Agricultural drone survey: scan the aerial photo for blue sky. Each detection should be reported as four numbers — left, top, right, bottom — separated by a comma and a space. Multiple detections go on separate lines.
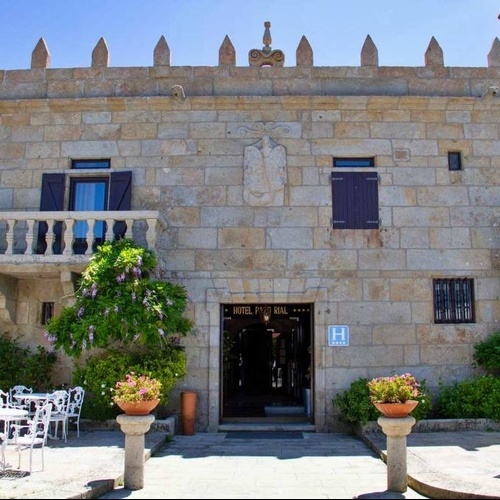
0, 0, 498, 70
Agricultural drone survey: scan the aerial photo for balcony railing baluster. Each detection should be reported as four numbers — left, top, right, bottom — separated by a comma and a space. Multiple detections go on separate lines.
0, 211, 166, 259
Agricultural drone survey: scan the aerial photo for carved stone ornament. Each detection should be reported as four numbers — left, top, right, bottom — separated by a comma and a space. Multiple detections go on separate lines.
243, 136, 287, 206
248, 21, 285, 67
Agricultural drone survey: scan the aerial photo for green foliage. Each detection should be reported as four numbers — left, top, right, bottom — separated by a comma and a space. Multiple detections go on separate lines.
45, 238, 194, 357
333, 378, 379, 425
72, 347, 187, 421
435, 375, 500, 420
472, 331, 500, 373
0, 334, 57, 391
333, 376, 433, 426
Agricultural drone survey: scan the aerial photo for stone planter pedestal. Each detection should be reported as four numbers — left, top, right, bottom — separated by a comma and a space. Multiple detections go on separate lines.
116, 413, 155, 490
377, 415, 416, 493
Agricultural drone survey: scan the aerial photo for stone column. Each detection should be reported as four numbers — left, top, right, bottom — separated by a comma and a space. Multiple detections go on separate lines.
377, 416, 416, 493
116, 414, 155, 490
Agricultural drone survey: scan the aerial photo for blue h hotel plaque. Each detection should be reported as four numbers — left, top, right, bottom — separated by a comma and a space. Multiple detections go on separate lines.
328, 325, 349, 346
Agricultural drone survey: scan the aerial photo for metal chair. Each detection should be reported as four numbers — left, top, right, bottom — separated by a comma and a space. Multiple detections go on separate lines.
7, 401, 52, 474
8, 386, 33, 413
66, 386, 85, 438
47, 390, 69, 442
0, 390, 11, 434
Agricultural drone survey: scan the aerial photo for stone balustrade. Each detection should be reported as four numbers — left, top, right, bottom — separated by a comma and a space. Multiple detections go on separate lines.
0, 210, 166, 258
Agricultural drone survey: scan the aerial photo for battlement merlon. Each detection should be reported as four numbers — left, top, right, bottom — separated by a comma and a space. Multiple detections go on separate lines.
0, 35, 499, 100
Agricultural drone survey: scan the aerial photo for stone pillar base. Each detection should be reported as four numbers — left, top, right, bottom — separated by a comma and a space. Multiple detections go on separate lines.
116, 414, 155, 490
377, 415, 416, 493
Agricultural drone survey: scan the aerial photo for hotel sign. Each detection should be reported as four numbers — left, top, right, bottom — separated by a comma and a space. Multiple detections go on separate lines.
229, 304, 290, 317
328, 325, 349, 346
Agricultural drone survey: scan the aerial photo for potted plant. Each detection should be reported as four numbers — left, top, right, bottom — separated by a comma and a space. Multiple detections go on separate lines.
111, 372, 162, 416
367, 373, 422, 418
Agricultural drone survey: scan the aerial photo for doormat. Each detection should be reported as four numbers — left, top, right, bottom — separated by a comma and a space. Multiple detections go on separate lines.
225, 431, 303, 439
0, 469, 30, 480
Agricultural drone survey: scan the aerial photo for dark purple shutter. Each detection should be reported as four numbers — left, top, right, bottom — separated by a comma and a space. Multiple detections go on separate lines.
38, 174, 65, 254
40, 174, 65, 211
109, 171, 132, 210
109, 171, 132, 238
358, 173, 379, 229
331, 172, 379, 229
331, 173, 352, 229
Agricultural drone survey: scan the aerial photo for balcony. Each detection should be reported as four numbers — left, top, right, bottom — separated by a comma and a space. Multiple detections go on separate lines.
0, 210, 167, 279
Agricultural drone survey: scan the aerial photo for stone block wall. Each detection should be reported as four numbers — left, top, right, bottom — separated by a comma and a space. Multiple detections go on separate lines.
0, 39, 499, 431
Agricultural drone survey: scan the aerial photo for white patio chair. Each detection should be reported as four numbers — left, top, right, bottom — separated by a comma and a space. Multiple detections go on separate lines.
47, 390, 69, 442
0, 390, 9, 408
9, 385, 33, 413
0, 390, 11, 434
66, 386, 85, 438
0, 432, 5, 471
7, 401, 52, 474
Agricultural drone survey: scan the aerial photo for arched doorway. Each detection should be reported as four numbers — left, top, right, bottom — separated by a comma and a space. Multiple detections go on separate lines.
221, 303, 313, 422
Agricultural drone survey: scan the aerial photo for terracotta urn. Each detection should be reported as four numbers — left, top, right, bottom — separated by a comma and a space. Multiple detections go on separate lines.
372, 400, 419, 418
116, 399, 159, 416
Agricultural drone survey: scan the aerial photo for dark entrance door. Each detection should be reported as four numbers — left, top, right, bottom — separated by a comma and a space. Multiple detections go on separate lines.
221, 303, 313, 421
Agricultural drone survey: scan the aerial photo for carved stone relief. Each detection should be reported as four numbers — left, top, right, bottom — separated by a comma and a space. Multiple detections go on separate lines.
243, 136, 287, 206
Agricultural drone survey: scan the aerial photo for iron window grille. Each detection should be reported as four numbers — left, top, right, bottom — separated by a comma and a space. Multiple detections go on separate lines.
433, 278, 475, 324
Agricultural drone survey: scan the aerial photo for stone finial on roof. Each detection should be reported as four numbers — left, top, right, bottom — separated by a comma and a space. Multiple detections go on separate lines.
92, 37, 110, 68
248, 21, 285, 67
154, 36, 170, 66
219, 35, 236, 66
425, 37, 444, 67
296, 36, 313, 67
360, 35, 378, 67
488, 37, 500, 67
31, 37, 51, 69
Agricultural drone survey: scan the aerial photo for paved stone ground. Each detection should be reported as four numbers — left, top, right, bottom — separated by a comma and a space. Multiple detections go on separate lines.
2, 428, 500, 499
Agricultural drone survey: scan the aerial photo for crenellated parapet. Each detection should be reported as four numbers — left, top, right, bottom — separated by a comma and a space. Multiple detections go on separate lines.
1, 21, 499, 100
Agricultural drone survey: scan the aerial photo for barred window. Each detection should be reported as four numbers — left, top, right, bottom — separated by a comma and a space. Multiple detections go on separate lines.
433, 278, 475, 324
41, 302, 54, 325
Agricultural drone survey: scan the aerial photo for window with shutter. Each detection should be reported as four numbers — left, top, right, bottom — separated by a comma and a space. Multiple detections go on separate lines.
37, 161, 132, 254
331, 172, 379, 229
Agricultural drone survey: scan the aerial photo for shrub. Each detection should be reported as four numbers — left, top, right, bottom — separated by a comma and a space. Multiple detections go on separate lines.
333, 376, 432, 426
72, 346, 187, 421
472, 331, 500, 374
0, 334, 57, 391
435, 375, 500, 421
45, 238, 194, 357
333, 378, 379, 425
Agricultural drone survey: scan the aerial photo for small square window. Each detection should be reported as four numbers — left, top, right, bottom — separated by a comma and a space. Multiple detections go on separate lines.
448, 152, 462, 171
433, 278, 475, 324
41, 302, 54, 325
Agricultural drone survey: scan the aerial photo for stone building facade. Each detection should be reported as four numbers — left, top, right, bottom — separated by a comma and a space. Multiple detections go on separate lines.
0, 26, 499, 432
